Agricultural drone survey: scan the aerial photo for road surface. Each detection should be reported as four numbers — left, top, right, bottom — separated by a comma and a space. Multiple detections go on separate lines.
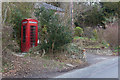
86, 53, 116, 64
56, 57, 118, 78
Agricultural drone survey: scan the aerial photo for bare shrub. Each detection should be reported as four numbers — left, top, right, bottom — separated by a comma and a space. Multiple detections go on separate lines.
2, 26, 13, 51
102, 22, 118, 49
2, 26, 20, 53
83, 27, 94, 38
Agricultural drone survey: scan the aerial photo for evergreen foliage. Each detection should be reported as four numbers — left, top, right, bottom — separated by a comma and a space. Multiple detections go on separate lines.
35, 7, 73, 52
75, 2, 119, 28
74, 27, 83, 37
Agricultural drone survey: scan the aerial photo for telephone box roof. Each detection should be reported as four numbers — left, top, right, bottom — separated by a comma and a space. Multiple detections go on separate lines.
22, 19, 38, 22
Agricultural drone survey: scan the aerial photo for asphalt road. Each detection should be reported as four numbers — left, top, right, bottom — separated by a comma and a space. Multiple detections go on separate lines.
56, 57, 118, 78
86, 53, 116, 64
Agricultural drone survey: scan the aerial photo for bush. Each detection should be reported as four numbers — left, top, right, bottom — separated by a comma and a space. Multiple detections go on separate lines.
29, 45, 41, 54
92, 29, 98, 40
35, 7, 73, 52
97, 22, 118, 49
74, 27, 83, 37
102, 22, 118, 49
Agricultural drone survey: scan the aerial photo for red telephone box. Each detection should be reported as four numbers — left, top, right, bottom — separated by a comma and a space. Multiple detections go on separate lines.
21, 19, 38, 52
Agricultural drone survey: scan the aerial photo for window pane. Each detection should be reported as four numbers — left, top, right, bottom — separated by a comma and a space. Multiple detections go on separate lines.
23, 26, 26, 42
30, 26, 36, 47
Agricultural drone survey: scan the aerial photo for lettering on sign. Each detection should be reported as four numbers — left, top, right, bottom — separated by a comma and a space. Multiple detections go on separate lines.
23, 21, 27, 24
29, 21, 37, 24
